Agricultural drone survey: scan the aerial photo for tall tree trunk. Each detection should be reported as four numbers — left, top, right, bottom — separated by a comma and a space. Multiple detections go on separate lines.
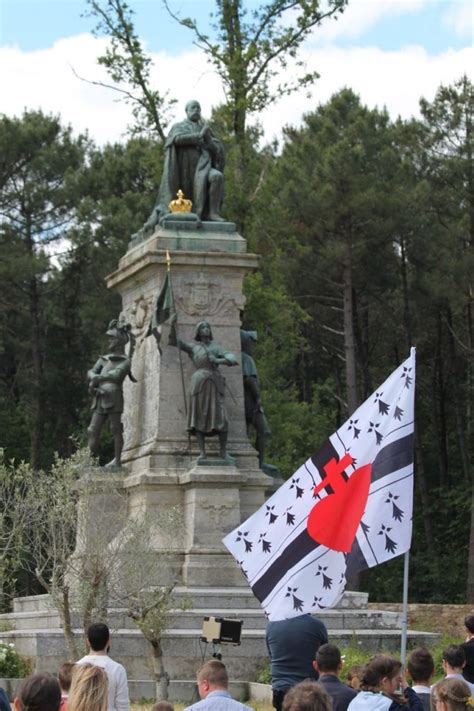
343, 240, 358, 415
468, 483, 474, 602
151, 639, 169, 701
434, 313, 448, 486
447, 309, 471, 483
26, 218, 44, 469
57, 587, 80, 660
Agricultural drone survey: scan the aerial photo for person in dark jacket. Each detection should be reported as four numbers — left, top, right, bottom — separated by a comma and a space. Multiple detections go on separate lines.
266, 614, 328, 711
0, 687, 10, 711
462, 615, 474, 684
314, 644, 357, 711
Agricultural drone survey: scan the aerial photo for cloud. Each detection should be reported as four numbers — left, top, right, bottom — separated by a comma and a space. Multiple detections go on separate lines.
263, 44, 473, 145
312, 0, 429, 43
442, 0, 473, 38
0, 33, 472, 148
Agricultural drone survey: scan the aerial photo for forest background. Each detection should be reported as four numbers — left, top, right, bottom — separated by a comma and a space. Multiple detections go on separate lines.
0, 0, 472, 610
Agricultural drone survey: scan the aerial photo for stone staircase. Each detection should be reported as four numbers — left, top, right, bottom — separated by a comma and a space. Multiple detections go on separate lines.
0, 587, 437, 701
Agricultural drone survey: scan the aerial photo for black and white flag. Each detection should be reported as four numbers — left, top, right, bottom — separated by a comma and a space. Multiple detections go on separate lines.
223, 348, 416, 620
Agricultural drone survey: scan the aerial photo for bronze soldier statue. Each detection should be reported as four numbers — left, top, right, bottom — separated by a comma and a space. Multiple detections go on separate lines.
241, 329, 278, 477
87, 318, 135, 468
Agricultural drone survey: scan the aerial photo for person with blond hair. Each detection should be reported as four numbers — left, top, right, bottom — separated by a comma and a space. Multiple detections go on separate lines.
68, 663, 108, 711
432, 677, 474, 711
282, 681, 332, 711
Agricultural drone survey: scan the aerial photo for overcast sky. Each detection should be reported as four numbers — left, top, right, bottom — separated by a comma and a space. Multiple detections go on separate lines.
0, 0, 472, 147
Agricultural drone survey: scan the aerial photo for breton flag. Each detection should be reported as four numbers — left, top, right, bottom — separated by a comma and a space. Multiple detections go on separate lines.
223, 348, 416, 620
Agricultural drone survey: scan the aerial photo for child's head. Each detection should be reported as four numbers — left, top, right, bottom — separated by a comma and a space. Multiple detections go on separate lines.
14, 673, 61, 711
433, 677, 473, 711
151, 703, 174, 711
407, 647, 435, 685
361, 655, 402, 696
346, 664, 365, 690
283, 681, 332, 711
58, 662, 75, 693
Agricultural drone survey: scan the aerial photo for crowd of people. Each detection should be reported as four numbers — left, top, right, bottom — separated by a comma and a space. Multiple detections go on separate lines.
2, 615, 474, 711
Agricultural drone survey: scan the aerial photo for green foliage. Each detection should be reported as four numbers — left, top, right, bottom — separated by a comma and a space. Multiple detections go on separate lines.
85, 0, 175, 140
0, 641, 29, 678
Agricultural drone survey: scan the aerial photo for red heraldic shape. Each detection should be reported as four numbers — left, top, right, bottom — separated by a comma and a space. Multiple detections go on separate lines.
307, 453, 372, 553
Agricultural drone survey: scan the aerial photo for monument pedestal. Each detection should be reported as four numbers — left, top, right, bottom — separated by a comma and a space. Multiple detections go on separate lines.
104, 222, 277, 587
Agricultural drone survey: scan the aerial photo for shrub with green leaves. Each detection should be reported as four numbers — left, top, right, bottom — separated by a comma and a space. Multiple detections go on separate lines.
0, 641, 29, 678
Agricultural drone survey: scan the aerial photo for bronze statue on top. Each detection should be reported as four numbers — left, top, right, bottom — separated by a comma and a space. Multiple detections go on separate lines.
174, 320, 237, 464
87, 318, 135, 468
141, 100, 225, 234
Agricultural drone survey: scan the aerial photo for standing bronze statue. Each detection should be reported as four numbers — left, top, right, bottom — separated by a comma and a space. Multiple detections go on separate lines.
241, 330, 278, 477
175, 321, 237, 464
87, 318, 135, 468
142, 100, 225, 232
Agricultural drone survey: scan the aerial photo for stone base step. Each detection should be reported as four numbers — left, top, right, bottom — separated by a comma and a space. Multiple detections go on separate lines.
11, 589, 369, 614
4, 607, 404, 632
0, 626, 438, 685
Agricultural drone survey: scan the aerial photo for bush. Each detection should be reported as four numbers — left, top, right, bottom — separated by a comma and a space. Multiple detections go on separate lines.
0, 641, 29, 677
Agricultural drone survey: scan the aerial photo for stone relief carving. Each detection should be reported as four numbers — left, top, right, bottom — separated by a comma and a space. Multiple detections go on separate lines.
199, 500, 235, 527
128, 294, 153, 338
174, 272, 245, 316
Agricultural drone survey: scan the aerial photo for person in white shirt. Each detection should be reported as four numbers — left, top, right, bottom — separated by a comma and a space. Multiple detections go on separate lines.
77, 622, 130, 711
432, 645, 474, 698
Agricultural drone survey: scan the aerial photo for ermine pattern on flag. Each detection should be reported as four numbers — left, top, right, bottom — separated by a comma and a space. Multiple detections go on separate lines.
223, 348, 415, 620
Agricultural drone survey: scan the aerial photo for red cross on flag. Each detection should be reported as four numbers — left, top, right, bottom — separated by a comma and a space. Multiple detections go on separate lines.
223, 348, 416, 620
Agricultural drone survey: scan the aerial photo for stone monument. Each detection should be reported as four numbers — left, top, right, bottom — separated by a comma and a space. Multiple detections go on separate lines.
102, 100, 277, 589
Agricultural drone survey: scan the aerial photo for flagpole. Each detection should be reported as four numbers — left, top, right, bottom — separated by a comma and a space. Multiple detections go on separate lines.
400, 550, 410, 668
166, 251, 193, 459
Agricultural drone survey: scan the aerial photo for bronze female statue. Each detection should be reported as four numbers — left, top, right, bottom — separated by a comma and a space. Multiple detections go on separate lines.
176, 320, 237, 463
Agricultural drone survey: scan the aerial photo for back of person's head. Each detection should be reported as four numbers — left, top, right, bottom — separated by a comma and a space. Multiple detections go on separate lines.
15, 673, 61, 711
283, 681, 332, 711
151, 702, 174, 711
346, 664, 365, 690
443, 645, 466, 671
86, 623, 110, 652
58, 662, 75, 693
315, 644, 342, 674
361, 655, 400, 691
197, 660, 228, 689
68, 663, 108, 711
465, 616, 474, 635
407, 647, 435, 683
433, 677, 473, 711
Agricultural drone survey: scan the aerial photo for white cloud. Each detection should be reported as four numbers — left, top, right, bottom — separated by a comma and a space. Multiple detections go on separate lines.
263, 44, 473, 145
311, 0, 429, 43
442, 0, 473, 38
0, 33, 472, 149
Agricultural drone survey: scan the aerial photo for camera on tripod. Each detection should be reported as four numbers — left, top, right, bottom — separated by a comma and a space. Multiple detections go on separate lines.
201, 616, 243, 646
